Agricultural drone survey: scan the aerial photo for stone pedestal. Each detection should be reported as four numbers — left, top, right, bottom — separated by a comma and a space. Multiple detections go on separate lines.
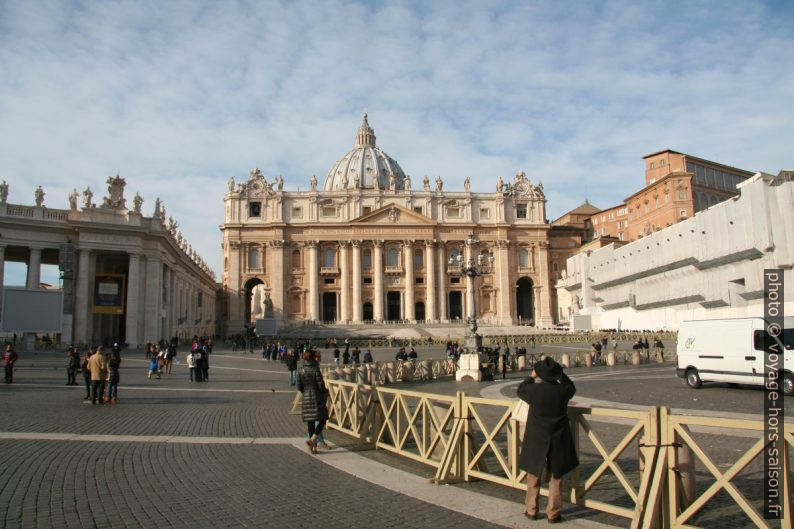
463, 332, 482, 351
455, 352, 483, 381
631, 351, 641, 365
561, 353, 570, 369
606, 352, 616, 367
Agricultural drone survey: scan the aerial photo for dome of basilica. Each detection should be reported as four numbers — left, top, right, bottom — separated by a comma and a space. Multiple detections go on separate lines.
323, 113, 406, 191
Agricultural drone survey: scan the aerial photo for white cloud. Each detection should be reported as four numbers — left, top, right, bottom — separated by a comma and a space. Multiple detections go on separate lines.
0, 0, 792, 274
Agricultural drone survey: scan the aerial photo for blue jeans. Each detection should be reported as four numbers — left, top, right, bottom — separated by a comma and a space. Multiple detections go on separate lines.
289, 370, 297, 385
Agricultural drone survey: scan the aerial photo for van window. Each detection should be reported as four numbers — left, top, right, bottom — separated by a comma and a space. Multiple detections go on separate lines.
754, 329, 792, 351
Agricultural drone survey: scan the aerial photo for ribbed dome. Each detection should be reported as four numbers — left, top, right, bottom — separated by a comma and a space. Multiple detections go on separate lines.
323, 113, 406, 191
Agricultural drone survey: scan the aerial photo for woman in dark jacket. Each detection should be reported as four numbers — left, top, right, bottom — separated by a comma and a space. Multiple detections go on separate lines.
517, 357, 577, 523
297, 350, 328, 454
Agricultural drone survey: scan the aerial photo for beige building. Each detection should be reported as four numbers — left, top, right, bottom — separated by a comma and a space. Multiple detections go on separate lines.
0, 176, 217, 347
221, 114, 556, 333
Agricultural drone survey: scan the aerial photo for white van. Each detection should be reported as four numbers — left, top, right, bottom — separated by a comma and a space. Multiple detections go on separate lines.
676, 317, 793, 396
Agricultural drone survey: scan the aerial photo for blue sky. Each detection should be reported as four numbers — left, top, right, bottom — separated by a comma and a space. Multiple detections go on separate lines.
1, 0, 792, 282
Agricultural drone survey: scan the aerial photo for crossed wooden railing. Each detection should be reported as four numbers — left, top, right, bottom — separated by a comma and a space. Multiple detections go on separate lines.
320, 380, 793, 529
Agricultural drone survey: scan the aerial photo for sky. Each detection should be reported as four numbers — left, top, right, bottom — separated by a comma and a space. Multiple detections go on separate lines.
1, 0, 792, 283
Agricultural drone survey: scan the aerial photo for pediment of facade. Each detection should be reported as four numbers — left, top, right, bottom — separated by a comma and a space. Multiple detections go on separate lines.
351, 203, 436, 226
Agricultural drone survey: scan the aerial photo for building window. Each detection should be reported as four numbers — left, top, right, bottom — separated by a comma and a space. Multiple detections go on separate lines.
516, 204, 528, 219
680, 209, 687, 218
650, 162, 655, 169
249, 202, 261, 217
413, 206, 423, 215
323, 248, 336, 268
248, 247, 261, 269
660, 159, 666, 167
414, 249, 423, 269
449, 248, 462, 264
363, 277, 372, 284
678, 189, 687, 200
362, 206, 372, 215
552, 262, 558, 272
451, 277, 461, 284
518, 248, 529, 268
447, 206, 461, 218
618, 232, 623, 240
415, 277, 424, 284
292, 249, 301, 269
363, 249, 372, 270
291, 207, 302, 219
321, 206, 336, 217
480, 207, 490, 219
654, 198, 659, 208
323, 278, 335, 285
387, 247, 400, 267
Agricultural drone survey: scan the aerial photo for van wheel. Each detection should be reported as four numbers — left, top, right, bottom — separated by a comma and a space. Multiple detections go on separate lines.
783, 373, 793, 397
686, 369, 702, 389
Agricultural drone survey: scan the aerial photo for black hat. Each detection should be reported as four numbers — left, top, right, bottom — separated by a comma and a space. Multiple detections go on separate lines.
534, 357, 563, 383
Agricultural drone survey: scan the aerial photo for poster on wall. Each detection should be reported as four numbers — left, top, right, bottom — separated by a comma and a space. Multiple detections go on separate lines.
92, 274, 126, 314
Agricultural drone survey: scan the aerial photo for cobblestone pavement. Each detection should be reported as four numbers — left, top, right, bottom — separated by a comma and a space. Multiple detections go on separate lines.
0, 350, 509, 529
2, 348, 790, 528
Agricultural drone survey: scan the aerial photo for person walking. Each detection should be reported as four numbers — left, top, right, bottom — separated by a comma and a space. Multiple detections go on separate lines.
517, 358, 578, 523
106, 348, 121, 404
82, 348, 93, 400
88, 346, 109, 404
66, 346, 80, 385
3, 344, 19, 384
363, 349, 373, 363
186, 349, 196, 382
297, 350, 327, 454
285, 349, 298, 386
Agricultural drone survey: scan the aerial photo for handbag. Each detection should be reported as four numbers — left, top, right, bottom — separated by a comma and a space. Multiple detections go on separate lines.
511, 399, 530, 423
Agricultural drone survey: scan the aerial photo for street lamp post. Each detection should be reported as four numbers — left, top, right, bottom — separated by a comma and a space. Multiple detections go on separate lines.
448, 233, 494, 381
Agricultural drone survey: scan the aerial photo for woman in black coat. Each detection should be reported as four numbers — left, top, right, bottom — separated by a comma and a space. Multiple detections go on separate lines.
297, 350, 328, 454
517, 357, 578, 523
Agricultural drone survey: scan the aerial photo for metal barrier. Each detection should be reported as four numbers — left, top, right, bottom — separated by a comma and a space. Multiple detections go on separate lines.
321, 380, 792, 529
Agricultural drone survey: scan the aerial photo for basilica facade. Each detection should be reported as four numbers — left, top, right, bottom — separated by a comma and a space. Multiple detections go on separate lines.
221, 114, 555, 333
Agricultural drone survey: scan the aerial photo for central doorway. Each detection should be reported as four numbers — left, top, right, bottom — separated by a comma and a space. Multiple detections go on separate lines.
449, 291, 463, 320
363, 302, 373, 321
386, 291, 401, 321
322, 292, 337, 322
516, 277, 534, 324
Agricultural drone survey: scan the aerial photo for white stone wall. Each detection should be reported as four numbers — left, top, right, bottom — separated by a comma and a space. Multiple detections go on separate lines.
562, 172, 794, 330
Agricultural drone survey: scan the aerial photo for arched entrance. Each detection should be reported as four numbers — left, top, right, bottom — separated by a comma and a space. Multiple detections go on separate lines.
386, 291, 401, 321
244, 277, 265, 324
322, 292, 337, 322
415, 302, 425, 322
362, 302, 373, 321
516, 277, 534, 325
448, 291, 463, 320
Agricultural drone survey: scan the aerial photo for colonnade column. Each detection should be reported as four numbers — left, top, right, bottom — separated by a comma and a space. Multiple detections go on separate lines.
0, 246, 5, 320
74, 249, 91, 344
144, 255, 162, 341
373, 240, 384, 322
339, 241, 350, 323
125, 254, 141, 348
436, 243, 448, 322
424, 241, 436, 322
403, 241, 415, 322
270, 240, 285, 320
307, 241, 319, 322
496, 240, 513, 325
351, 241, 362, 323
26, 247, 42, 289
227, 241, 242, 332
537, 241, 554, 327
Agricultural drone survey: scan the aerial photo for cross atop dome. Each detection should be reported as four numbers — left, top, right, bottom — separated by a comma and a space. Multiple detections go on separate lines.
355, 112, 376, 147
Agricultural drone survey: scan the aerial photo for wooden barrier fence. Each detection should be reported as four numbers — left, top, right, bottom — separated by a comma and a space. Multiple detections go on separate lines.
321, 380, 792, 529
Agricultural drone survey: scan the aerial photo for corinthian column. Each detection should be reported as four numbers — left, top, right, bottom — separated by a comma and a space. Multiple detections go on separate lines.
403, 241, 415, 322
424, 240, 436, 321
373, 240, 384, 322
496, 240, 513, 325
339, 241, 350, 323
308, 241, 319, 322
351, 240, 362, 323
269, 240, 285, 320
437, 243, 448, 321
